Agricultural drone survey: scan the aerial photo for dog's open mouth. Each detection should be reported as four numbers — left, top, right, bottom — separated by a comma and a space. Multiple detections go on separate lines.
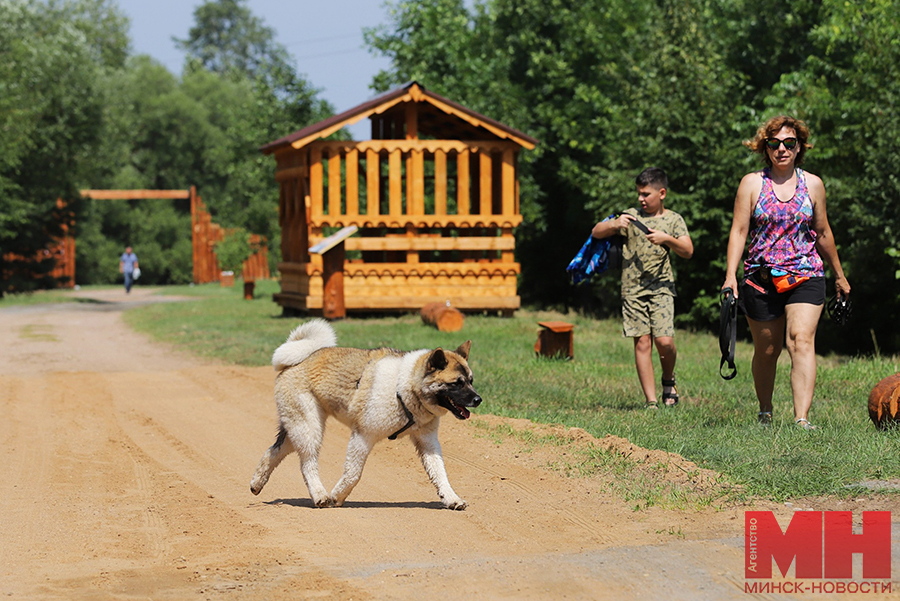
440, 397, 471, 420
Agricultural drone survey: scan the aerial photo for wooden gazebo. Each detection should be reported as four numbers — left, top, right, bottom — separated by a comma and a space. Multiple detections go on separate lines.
260, 82, 537, 315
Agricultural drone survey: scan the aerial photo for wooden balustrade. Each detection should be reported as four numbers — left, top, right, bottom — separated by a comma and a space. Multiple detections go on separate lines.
302, 140, 522, 227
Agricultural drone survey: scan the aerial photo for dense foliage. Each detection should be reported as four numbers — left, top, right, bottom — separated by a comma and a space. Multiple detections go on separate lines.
2, 0, 899, 353
365, 0, 900, 353
0, 0, 108, 291
0, 0, 331, 291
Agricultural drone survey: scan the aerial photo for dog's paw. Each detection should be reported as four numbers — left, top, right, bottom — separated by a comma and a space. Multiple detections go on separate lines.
249, 478, 265, 495
444, 498, 468, 510
313, 496, 335, 508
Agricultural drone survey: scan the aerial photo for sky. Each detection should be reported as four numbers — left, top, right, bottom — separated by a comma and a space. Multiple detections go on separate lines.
116, 0, 395, 140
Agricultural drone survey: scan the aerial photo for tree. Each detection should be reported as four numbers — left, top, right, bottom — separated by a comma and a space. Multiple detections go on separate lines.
46, 0, 131, 70
173, 0, 333, 260
0, 0, 106, 294
75, 1, 335, 286
174, 0, 289, 80
366, 0, 747, 323
764, 0, 900, 352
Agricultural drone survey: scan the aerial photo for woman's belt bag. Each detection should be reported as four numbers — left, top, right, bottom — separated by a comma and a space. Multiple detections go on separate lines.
764, 268, 809, 293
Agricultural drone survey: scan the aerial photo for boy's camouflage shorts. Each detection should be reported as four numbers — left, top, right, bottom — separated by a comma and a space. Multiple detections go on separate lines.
622, 293, 675, 338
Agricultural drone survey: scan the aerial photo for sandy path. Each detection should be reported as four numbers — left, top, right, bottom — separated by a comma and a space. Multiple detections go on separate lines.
0, 288, 895, 600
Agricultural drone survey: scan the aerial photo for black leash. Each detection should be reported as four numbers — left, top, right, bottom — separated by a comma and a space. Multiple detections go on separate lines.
719, 288, 738, 380
388, 392, 415, 440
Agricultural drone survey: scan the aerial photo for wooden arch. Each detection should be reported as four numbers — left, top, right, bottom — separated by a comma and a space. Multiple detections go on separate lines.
55, 187, 270, 285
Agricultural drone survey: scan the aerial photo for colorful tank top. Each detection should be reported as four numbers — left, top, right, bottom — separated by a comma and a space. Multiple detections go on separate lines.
744, 168, 824, 277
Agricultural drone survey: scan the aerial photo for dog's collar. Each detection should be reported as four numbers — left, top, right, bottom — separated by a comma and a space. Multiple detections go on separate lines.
388, 391, 415, 440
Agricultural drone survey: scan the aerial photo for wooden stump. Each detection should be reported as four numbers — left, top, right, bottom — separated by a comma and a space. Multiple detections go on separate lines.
534, 321, 574, 359
243, 280, 255, 300
220, 271, 234, 287
421, 302, 464, 332
868, 373, 900, 429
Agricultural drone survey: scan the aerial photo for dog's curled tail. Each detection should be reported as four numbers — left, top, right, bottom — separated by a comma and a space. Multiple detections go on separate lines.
272, 318, 337, 372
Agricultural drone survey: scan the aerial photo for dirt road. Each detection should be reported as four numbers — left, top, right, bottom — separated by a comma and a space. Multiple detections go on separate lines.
0, 288, 895, 599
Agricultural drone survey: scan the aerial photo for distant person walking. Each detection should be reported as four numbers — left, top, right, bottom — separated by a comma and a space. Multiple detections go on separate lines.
119, 246, 139, 294
721, 115, 850, 430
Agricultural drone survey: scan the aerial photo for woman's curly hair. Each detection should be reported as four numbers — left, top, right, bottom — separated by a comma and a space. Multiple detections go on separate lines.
743, 115, 813, 167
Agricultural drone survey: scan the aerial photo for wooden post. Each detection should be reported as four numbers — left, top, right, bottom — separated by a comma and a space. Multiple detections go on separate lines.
366, 149, 379, 215
346, 148, 359, 217
480, 150, 492, 217
309, 226, 358, 320
389, 149, 402, 216
328, 150, 341, 216
435, 149, 447, 215
457, 149, 470, 215
321, 244, 345, 318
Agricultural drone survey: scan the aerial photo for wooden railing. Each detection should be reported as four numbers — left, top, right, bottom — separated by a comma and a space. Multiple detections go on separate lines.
301, 140, 521, 227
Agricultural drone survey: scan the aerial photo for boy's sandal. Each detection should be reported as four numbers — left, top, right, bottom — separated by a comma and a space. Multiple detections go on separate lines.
795, 418, 817, 430
757, 411, 773, 426
646, 400, 659, 410
661, 378, 679, 407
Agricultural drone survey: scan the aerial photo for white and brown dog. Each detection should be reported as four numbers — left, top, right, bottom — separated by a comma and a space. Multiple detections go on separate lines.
250, 319, 481, 509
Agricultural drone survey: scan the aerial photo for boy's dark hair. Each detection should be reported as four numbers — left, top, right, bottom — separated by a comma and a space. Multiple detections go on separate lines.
635, 167, 668, 189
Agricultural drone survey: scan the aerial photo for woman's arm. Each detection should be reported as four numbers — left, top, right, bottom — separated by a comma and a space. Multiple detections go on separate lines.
721, 173, 759, 297
807, 173, 851, 297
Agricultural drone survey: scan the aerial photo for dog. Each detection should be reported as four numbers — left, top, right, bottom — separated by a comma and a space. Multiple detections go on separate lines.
250, 319, 481, 510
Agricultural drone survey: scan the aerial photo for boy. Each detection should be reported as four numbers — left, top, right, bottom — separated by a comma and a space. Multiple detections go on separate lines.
591, 167, 693, 408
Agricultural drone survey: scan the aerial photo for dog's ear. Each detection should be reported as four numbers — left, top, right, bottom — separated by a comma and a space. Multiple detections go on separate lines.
426, 348, 448, 372
454, 340, 472, 360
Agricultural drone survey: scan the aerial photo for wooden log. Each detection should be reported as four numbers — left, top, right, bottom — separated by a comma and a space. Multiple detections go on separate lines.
421, 302, 465, 332
868, 373, 900, 429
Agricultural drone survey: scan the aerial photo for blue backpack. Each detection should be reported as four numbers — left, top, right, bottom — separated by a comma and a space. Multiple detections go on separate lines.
566, 215, 624, 285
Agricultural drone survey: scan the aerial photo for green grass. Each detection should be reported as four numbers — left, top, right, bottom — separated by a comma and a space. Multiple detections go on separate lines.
0, 285, 120, 306
22, 281, 900, 504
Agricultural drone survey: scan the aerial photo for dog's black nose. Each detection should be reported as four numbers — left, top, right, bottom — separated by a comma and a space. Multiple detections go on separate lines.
472, 395, 482, 407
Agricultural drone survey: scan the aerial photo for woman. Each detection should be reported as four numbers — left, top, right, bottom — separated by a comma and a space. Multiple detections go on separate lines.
722, 115, 850, 429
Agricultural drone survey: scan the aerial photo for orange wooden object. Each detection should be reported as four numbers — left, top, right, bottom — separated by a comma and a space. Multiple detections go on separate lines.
534, 321, 574, 359
868, 373, 900, 429
421, 302, 464, 332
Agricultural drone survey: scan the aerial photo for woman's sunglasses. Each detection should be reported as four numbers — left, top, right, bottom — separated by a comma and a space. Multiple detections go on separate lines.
765, 137, 799, 150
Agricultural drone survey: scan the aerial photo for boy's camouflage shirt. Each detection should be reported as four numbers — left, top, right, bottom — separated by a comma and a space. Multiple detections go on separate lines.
620, 207, 690, 299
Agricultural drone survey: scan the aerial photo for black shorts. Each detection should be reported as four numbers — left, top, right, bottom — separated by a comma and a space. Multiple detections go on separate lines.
741, 271, 825, 322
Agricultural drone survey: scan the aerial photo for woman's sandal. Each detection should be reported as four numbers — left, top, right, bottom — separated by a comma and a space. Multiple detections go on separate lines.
661, 377, 679, 407
795, 418, 817, 430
